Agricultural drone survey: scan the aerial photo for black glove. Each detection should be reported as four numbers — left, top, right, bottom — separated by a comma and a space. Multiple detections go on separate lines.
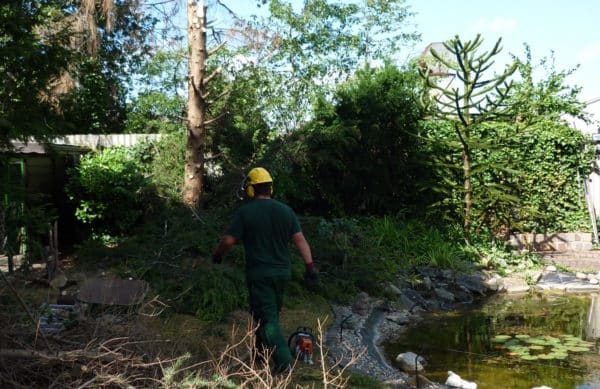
212, 252, 222, 264
304, 262, 319, 289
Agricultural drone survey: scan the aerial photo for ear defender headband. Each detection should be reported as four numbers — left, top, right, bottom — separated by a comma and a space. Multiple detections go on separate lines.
245, 167, 273, 199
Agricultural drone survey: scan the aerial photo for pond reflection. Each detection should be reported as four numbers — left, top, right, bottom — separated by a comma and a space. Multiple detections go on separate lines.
586, 294, 600, 340
384, 293, 600, 389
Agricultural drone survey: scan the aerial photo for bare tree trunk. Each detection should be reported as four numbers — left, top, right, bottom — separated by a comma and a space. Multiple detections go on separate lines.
183, 0, 207, 208
463, 147, 472, 242
462, 88, 472, 243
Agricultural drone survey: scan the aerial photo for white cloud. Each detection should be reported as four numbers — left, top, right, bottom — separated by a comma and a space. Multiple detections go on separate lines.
471, 17, 517, 34
578, 43, 600, 64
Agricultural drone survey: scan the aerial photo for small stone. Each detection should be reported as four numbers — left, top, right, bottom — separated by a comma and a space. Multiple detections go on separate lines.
352, 292, 370, 316
386, 312, 411, 325
423, 276, 433, 291
590, 278, 599, 285
483, 278, 499, 291
545, 265, 557, 272
576, 272, 587, 279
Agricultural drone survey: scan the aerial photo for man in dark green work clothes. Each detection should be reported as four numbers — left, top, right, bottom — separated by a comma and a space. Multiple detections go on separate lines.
212, 167, 318, 374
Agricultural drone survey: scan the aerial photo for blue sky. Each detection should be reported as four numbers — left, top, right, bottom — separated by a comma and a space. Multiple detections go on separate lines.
203, 0, 600, 123
409, 0, 600, 103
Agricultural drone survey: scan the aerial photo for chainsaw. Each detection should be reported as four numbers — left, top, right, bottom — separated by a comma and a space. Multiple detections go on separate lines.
288, 326, 315, 364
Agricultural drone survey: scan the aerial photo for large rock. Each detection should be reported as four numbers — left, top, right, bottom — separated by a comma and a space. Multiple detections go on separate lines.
498, 277, 530, 293
434, 287, 455, 302
395, 351, 426, 372
401, 288, 428, 312
456, 273, 486, 295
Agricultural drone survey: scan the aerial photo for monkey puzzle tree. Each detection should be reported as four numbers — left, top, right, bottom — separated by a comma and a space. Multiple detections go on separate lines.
420, 34, 517, 241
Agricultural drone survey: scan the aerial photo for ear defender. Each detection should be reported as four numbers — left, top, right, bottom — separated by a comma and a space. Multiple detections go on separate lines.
246, 184, 255, 199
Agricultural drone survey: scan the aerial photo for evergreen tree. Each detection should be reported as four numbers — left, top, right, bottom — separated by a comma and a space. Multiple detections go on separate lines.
420, 34, 517, 241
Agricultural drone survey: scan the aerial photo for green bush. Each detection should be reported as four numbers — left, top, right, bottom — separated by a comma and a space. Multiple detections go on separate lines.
66, 147, 149, 237
146, 131, 186, 204
425, 119, 594, 234
251, 64, 428, 216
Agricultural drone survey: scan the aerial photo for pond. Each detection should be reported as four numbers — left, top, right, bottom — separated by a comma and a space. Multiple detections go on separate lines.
384, 293, 600, 389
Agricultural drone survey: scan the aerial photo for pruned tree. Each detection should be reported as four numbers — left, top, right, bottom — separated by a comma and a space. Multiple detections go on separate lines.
419, 34, 517, 241
183, 0, 226, 208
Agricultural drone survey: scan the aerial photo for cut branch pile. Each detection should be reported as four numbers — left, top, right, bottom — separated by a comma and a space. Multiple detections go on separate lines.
1, 273, 358, 388
0, 321, 168, 388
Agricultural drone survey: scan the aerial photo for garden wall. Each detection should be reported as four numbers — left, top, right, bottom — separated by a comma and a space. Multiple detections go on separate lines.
508, 232, 593, 252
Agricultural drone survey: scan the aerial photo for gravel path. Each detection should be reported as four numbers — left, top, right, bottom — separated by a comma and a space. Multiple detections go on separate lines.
324, 304, 442, 388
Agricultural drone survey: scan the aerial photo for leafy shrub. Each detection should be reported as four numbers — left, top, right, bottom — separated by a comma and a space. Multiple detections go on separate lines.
254, 64, 428, 216
66, 147, 149, 236
425, 119, 594, 234
473, 241, 544, 274
146, 131, 186, 204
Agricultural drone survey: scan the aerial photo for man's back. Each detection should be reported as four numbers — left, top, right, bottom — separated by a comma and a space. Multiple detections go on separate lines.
226, 199, 301, 280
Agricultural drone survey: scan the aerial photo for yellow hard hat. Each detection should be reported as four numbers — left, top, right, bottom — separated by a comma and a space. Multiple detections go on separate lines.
246, 167, 273, 198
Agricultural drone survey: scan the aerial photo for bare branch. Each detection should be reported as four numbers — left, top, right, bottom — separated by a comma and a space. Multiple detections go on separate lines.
203, 66, 223, 86
208, 41, 226, 56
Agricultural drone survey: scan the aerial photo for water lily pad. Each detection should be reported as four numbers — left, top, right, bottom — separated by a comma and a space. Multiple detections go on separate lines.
521, 355, 538, 361
566, 346, 589, 352
561, 335, 583, 342
515, 334, 531, 340
504, 339, 521, 347
508, 346, 530, 355
549, 353, 568, 360
492, 335, 512, 343
577, 341, 595, 348
529, 345, 545, 351
538, 354, 555, 360
525, 337, 551, 346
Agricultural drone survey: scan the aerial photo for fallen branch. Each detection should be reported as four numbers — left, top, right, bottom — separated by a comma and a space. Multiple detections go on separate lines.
0, 348, 124, 362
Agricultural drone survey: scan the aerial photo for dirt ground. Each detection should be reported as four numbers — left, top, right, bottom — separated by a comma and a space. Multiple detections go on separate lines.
0, 264, 342, 388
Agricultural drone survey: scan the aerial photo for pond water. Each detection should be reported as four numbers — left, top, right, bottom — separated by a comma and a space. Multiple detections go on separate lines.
384, 293, 600, 389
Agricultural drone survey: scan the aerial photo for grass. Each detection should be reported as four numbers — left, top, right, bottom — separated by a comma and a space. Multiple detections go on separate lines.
8, 205, 546, 387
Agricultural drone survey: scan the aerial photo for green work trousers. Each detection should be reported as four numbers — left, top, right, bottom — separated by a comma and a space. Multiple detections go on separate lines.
247, 276, 292, 372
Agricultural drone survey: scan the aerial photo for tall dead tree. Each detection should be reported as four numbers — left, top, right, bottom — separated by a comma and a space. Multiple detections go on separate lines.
183, 1, 208, 208
183, 0, 225, 208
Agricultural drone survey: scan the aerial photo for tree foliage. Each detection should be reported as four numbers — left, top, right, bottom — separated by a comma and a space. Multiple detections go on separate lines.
125, 49, 187, 134
0, 0, 156, 144
237, 0, 419, 132
59, 0, 156, 134
423, 45, 594, 234
260, 64, 426, 215
0, 0, 71, 147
